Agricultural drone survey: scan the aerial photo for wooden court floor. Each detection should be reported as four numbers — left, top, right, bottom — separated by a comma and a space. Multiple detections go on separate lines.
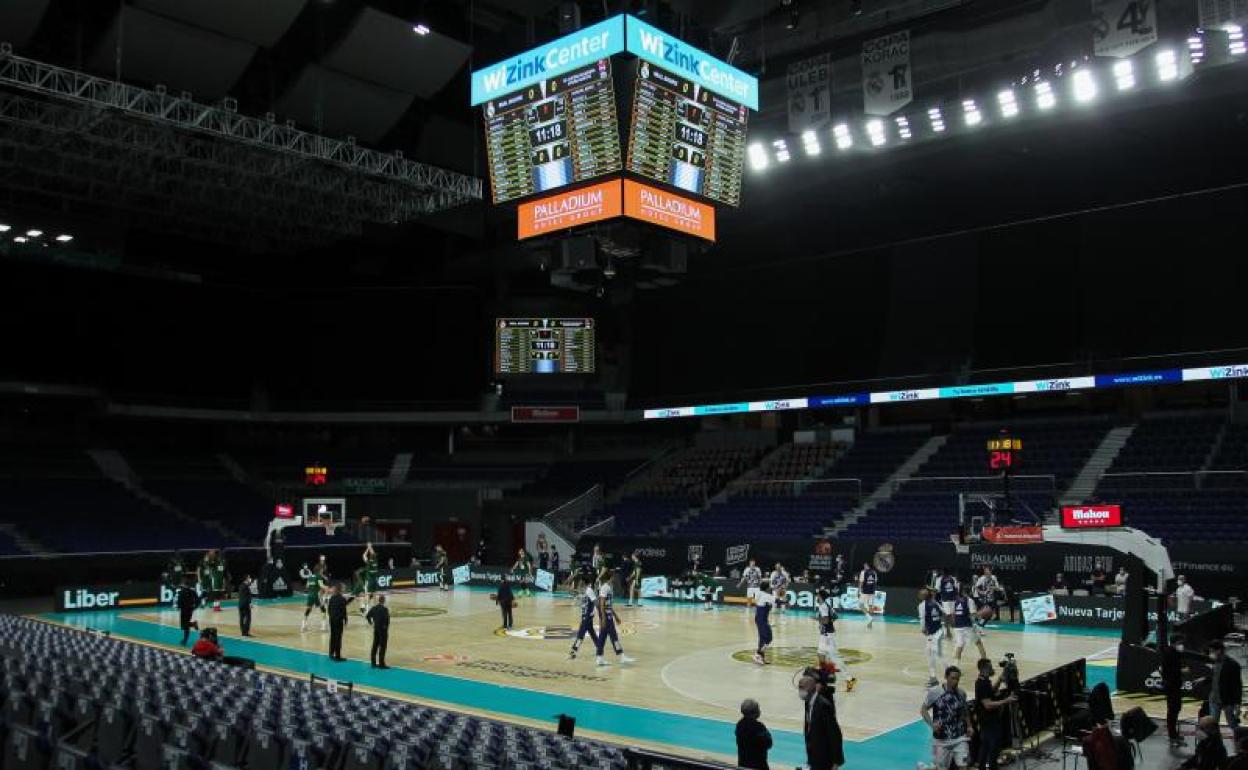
123, 587, 1124, 745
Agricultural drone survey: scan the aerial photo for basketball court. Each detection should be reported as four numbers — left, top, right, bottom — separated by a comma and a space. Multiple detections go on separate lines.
41, 586, 1185, 770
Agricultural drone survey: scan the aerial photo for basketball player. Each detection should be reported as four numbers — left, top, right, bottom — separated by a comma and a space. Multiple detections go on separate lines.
163, 551, 188, 593
753, 582, 775, 665
816, 587, 856, 692
434, 545, 451, 591
920, 665, 974, 770
512, 548, 535, 597
770, 563, 790, 623
951, 585, 988, 664
858, 561, 879, 628
699, 566, 720, 611
591, 544, 604, 575
739, 558, 763, 612
973, 567, 1001, 630
199, 549, 226, 613
919, 588, 946, 687
593, 569, 634, 666
359, 543, 379, 615
299, 562, 328, 632
568, 579, 600, 660
625, 551, 643, 607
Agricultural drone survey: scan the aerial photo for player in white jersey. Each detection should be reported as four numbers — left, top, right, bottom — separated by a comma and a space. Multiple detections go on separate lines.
738, 558, 763, 611
770, 564, 790, 622
815, 587, 856, 692
593, 570, 634, 666
972, 566, 1001, 630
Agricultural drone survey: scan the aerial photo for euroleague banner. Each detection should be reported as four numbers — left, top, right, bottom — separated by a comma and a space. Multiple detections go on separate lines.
862, 30, 913, 116
787, 53, 832, 133
1092, 0, 1158, 58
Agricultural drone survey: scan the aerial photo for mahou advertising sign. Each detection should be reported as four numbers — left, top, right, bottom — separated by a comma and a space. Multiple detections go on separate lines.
1061, 504, 1123, 529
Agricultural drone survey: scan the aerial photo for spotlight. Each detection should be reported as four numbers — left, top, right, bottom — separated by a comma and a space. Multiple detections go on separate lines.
801, 130, 821, 156
412, 23, 431, 35
1113, 59, 1135, 91
997, 89, 1019, 118
1034, 80, 1057, 110
0, 224, 9, 232
26, 229, 42, 238
1155, 49, 1179, 81
962, 98, 982, 126
894, 115, 912, 140
1230, 25, 1245, 56
55, 234, 73, 243
927, 107, 945, 133
833, 123, 853, 150
748, 142, 769, 171
14, 236, 28, 243
865, 119, 886, 147
1072, 69, 1098, 103
772, 138, 791, 162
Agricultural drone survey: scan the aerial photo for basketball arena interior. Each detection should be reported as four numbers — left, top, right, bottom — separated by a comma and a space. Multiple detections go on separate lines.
2, 1, 1248, 769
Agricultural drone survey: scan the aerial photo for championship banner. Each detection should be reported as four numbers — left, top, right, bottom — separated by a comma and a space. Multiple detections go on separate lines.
1092, 0, 1158, 58
1197, 0, 1248, 29
862, 30, 913, 116
787, 53, 832, 133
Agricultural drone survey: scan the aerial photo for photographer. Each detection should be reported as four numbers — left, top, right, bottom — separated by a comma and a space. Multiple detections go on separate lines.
974, 658, 1017, 770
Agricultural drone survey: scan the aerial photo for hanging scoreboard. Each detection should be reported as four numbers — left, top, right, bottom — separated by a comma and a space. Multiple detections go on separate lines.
626, 60, 749, 207
495, 318, 596, 375
481, 58, 623, 204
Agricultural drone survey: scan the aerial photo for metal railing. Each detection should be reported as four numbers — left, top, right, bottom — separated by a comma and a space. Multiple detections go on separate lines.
540, 484, 604, 544
1099, 469, 1247, 490
724, 476, 864, 501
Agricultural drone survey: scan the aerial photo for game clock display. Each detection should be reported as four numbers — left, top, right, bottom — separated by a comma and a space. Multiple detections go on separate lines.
495, 318, 596, 375
482, 58, 622, 204
627, 60, 749, 207
987, 437, 1022, 472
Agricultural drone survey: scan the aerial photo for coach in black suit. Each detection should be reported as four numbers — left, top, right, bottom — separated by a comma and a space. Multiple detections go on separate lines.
1208, 640, 1243, 730
327, 584, 351, 661
799, 674, 844, 770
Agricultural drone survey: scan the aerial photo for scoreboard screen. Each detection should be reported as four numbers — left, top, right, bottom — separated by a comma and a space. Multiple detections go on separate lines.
482, 58, 622, 204
627, 60, 749, 207
495, 318, 596, 375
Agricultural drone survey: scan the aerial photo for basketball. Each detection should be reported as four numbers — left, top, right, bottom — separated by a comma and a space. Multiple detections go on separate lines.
977, 606, 995, 620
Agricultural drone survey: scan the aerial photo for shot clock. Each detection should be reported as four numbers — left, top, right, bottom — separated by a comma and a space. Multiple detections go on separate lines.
986, 436, 1022, 473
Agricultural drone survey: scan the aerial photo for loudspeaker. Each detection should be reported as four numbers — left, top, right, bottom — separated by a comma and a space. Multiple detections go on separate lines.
1119, 706, 1157, 742
641, 240, 688, 274
557, 2, 581, 33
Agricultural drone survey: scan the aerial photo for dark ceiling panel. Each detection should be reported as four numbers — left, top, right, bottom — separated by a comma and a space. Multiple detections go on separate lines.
324, 7, 472, 98
133, 0, 308, 48
0, 0, 53, 50
88, 7, 257, 100
274, 64, 415, 144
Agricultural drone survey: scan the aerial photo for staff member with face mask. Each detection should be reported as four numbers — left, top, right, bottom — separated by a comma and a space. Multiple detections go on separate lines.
798, 672, 844, 770
1162, 634, 1188, 747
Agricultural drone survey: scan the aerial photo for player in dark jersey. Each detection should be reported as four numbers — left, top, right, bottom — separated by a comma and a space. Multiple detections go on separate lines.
858, 562, 879, 628
568, 582, 600, 659
919, 588, 947, 687
199, 549, 227, 613
770, 564, 790, 623
512, 548, 535, 597
163, 551, 188, 593
299, 562, 328, 632
434, 545, 451, 591
816, 587, 856, 691
360, 542, 379, 615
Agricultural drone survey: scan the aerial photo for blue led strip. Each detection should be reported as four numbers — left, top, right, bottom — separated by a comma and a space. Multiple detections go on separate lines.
642, 363, 1248, 419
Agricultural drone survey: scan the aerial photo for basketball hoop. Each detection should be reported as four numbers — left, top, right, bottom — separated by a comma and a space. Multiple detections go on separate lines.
323, 520, 339, 537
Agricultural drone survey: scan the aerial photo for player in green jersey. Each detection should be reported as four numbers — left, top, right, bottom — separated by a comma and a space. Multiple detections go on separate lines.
299, 562, 328, 632
199, 549, 227, 612
359, 542, 379, 615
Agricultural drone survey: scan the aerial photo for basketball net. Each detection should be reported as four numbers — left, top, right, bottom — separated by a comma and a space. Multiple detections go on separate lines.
323, 520, 338, 537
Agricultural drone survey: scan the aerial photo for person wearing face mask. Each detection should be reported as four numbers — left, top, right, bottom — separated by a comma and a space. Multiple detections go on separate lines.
799, 672, 844, 770
1179, 715, 1228, 770
1163, 634, 1189, 747
974, 658, 1016, 770
1207, 640, 1243, 731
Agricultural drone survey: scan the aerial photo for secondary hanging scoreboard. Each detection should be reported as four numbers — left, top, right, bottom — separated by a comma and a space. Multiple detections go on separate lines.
494, 318, 596, 375
626, 60, 749, 207
481, 58, 622, 204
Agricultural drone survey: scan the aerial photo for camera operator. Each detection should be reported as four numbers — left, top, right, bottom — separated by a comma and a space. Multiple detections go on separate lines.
974, 658, 1017, 770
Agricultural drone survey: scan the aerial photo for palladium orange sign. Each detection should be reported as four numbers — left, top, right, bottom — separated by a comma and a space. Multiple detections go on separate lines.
517, 180, 622, 240
623, 179, 715, 241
